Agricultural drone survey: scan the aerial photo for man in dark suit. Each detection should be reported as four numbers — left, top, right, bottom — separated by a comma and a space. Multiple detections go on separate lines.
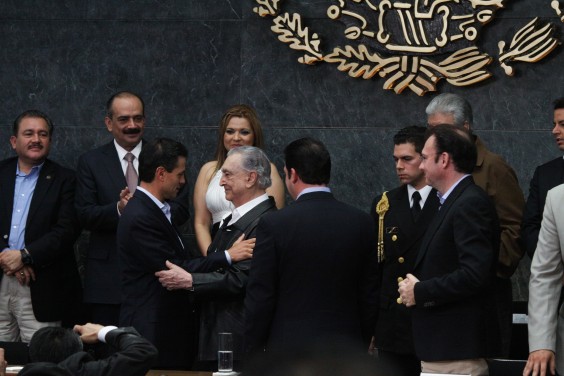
522, 97, 564, 258
369, 126, 439, 376
20, 323, 158, 376
75, 91, 190, 325
426, 93, 524, 357
399, 125, 500, 376
244, 137, 378, 360
0, 110, 81, 342
156, 146, 276, 371
118, 138, 252, 369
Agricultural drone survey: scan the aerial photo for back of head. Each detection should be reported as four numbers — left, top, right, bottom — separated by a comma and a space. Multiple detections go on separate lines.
284, 137, 331, 185
426, 93, 473, 128
425, 124, 476, 174
393, 125, 427, 153
139, 137, 187, 183
28, 327, 83, 363
227, 146, 272, 189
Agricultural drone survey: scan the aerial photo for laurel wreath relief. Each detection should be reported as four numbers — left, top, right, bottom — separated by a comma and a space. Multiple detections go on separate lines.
253, 0, 563, 96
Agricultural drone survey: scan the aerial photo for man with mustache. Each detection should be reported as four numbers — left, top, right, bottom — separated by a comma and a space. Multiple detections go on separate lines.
75, 91, 191, 326
0, 110, 81, 342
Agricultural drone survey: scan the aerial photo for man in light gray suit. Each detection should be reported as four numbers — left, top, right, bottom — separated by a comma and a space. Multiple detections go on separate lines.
524, 183, 564, 376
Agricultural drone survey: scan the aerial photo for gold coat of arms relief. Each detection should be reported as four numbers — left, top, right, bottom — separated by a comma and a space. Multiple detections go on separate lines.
253, 0, 562, 96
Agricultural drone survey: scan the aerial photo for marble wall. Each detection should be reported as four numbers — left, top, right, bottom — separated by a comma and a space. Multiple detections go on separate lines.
1, 0, 562, 300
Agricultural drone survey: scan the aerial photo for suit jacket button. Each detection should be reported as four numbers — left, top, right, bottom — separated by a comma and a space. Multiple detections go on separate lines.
398, 257, 405, 263
392, 235, 398, 241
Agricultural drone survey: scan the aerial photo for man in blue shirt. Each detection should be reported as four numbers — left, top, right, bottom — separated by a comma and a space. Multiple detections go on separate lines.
0, 110, 81, 342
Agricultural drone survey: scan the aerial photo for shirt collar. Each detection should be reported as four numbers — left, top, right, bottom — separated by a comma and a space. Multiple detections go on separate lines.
231, 193, 269, 224
406, 184, 433, 207
136, 186, 172, 222
439, 174, 471, 205
114, 139, 142, 161
296, 186, 331, 200
16, 161, 44, 177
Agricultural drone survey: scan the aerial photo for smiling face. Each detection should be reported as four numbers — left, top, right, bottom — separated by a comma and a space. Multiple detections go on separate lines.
553, 108, 564, 151
393, 142, 425, 189
220, 153, 255, 207
10, 116, 51, 170
223, 117, 254, 151
105, 96, 145, 151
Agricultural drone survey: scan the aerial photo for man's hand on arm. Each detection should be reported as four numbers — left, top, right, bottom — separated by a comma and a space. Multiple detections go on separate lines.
227, 234, 255, 262
523, 349, 556, 376
155, 260, 193, 290
73, 323, 105, 344
398, 273, 419, 307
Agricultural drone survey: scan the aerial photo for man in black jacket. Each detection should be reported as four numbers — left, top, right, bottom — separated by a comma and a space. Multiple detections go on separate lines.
156, 146, 276, 371
18, 323, 157, 376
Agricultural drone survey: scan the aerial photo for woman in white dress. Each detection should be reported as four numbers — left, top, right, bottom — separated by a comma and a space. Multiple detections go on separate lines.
193, 104, 285, 255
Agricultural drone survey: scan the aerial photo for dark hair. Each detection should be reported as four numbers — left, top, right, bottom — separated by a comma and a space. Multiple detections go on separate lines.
284, 137, 331, 185
28, 327, 83, 363
425, 124, 476, 174
106, 91, 145, 118
213, 104, 264, 173
554, 97, 564, 110
13, 110, 54, 137
139, 138, 187, 183
426, 93, 473, 128
393, 126, 427, 154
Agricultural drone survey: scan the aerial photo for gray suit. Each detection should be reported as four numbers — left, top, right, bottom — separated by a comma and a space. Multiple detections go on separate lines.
528, 183, 564, 374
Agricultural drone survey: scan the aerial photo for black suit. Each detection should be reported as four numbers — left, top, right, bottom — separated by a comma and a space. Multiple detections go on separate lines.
19, 327, 158, 376
193, 196, 276, 362
244, 191, 378, 356
118, 189, 228, 369
0, 157, 81, 324
75, 141, 190, 322
412, 177, 500, 361
370, 186, 439, 376
522, 157, 564, 257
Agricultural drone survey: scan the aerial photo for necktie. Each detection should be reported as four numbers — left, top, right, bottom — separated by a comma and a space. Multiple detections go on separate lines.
411, 191, 422, 220
220, 214, 233, 230
124, 152, 138, 193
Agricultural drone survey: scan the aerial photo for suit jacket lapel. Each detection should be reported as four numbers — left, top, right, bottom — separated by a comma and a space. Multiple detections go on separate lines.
414, 177, 473, 268
102, 142, 128, 194
0, 158, 17, 240
401, 188, 441, 253
27, 159, 55, 221
134, 190, 185, 252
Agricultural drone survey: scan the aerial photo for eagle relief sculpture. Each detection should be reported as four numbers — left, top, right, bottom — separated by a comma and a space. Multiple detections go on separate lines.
253, 0, 561, 96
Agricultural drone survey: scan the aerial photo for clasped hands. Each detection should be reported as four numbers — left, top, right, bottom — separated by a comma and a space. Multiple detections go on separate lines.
0, 250, 35, 286
397, 273, 419, 307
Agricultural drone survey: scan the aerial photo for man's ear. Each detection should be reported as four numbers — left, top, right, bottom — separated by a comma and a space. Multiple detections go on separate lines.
288, 168, 299, 184
156, 166, 166, 181
246, 171, 258, 187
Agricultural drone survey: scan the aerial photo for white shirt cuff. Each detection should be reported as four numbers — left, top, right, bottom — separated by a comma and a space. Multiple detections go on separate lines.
98, 325, 118, 343
224, 250, 232, 265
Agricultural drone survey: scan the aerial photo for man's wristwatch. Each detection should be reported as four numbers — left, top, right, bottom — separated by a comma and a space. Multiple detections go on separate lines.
20, 248, 33, 265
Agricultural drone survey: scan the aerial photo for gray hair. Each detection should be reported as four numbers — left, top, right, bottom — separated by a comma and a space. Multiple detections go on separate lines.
425, 93, 473, 129
227, 146, 272, 189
